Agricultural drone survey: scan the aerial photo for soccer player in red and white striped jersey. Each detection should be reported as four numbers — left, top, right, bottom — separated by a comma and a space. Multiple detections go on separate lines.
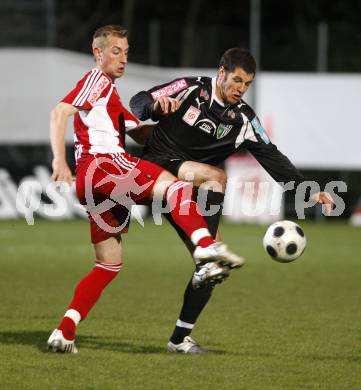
47, 25, 244, 353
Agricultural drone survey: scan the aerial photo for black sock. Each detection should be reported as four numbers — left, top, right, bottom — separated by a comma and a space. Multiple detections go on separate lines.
169, 190, 224, 344
197, 189, 225, 237
170, 280, 214, 344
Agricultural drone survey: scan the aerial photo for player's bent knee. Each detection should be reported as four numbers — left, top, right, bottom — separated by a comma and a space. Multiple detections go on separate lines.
200, 168, 227, 192
93, 237, 123, 265
211, 169, 226, 188
152, 170, 178, 199
178, 162, 226, 191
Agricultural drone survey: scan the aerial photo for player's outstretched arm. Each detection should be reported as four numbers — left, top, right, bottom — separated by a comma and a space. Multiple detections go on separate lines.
244, 141, 335, 215
50, 102, 78, 186
243, 140, 304, 184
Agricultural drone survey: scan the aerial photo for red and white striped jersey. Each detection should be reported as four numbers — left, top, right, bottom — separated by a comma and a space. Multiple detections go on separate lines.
62, 67, 139, 160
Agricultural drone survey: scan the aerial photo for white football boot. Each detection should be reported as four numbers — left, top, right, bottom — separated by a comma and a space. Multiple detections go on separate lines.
47, 329, 78, 354
167, 336, 207, 354
193, 242, 245, 269
192, 262, 229, 288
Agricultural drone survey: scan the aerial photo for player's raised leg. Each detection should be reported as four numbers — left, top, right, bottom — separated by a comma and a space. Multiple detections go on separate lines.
151, 169, 243, 272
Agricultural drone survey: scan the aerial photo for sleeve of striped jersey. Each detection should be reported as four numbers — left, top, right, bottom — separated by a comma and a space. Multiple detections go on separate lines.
61, 69, 110, 109
123, 107, 139, 132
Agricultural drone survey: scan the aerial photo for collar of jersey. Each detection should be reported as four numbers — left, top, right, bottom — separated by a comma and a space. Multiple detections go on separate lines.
211, 77, 225, 107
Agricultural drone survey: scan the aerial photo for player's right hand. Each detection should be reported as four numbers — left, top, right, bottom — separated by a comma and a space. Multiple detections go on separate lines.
153, 97, 180, 115
51, 159, 73, 187
310, 191, 335, 216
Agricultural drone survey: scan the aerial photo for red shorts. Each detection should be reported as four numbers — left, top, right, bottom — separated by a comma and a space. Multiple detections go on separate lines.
76, 152, 164, 244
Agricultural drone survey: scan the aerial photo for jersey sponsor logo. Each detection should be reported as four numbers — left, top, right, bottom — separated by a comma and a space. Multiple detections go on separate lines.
151, 79, 189, 100
87, 75, 110, 105
195, 119, 217, 134
227, 109, 236, 119
200, 88, 210, 101
195, 97, 206, 109
216, 123, 233, 139
251, 117, 270, 144
199, 123, 213, 133
182, 105, 201, 126
251, 117, 261, 129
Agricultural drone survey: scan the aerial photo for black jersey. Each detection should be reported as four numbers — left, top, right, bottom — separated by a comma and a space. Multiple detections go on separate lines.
130, 76, 304, 184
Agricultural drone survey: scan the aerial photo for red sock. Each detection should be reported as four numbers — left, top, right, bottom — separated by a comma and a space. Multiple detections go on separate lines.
58, 317, 76, 340
57, 261, 122, 340
197, 236, 215, 248
166, 181, 215, 247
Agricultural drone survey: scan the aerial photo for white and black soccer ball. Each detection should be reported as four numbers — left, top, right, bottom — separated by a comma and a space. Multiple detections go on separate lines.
263, 220, 307, 263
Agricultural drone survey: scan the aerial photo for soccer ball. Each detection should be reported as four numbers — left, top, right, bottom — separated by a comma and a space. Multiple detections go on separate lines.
263, 220, 306, 263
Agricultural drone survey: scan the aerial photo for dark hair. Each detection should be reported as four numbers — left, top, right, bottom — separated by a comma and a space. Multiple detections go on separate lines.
219, 48, 257, 75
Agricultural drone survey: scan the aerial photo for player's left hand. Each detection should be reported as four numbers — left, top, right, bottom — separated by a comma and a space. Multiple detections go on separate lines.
153, 97, 180, 115
311, 191, 335, 216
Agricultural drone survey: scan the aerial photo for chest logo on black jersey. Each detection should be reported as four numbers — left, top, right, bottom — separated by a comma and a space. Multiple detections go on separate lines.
227, 109, 236, 119
182, 106, 201, 126
195, 119, 216, 134
200, 89, 210, 101
216, 123, 233, 139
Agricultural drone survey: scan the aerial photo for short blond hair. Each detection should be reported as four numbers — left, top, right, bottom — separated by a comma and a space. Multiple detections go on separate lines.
92, 25, 128, 50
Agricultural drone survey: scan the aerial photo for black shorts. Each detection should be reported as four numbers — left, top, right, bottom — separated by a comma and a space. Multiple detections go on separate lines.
141, 151, 185, 177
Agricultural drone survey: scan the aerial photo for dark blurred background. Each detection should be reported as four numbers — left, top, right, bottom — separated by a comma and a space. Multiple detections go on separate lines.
1, 0, 360, 71
0, 0, 360, 222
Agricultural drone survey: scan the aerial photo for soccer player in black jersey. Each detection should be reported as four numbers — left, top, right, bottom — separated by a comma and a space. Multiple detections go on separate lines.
129, 48, 334, 353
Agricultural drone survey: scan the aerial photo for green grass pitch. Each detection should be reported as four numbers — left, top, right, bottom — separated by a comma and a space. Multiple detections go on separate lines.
0, 219, 360, 389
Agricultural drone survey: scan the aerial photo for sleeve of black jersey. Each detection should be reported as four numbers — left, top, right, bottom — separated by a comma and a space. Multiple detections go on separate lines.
243, 140, 304, 185
129, 91, 154, 121
130, 77, 197, 122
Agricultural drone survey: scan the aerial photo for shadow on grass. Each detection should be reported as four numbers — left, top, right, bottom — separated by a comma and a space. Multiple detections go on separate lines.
0, 330, 49, 350
0, 330, 165, 354
2, 331, 359, 361
4, 330, 358, 362
0, 330, 231, 355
